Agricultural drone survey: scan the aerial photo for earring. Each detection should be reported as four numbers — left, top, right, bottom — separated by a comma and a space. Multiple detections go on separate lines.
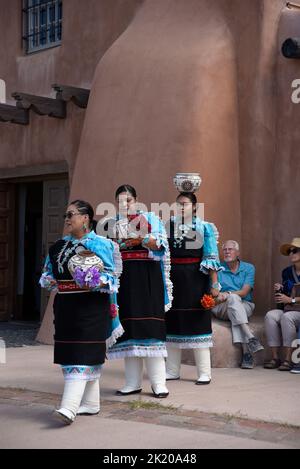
83, 223, 87, 232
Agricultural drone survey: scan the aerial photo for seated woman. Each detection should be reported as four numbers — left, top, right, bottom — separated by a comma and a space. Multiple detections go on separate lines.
264, 238, 300, 371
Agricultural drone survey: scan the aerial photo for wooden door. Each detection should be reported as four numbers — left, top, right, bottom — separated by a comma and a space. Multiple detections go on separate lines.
40, 179, 69, 318
0, 184, 15, 321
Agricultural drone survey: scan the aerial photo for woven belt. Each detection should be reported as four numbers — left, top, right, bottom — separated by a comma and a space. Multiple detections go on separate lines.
57, 280, 86, 293
121, 250, 153, 261
171, 257, 201, 265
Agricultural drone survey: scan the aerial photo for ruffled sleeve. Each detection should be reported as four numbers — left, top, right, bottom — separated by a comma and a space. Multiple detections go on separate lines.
142, 212, 169, 257
83, 234, 124, 346
200, 222, 223, 274
142, 212, 173, 311
39, 255, 58, 291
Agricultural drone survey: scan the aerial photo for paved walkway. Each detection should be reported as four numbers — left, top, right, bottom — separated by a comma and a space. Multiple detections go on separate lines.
0, 345, 299, 449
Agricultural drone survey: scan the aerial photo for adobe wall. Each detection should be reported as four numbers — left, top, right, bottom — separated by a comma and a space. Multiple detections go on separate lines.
0, 0, 142, 177
71, 0, 299, 314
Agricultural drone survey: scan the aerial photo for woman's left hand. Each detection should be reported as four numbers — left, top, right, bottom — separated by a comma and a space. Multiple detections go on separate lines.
275, 293, 292, 305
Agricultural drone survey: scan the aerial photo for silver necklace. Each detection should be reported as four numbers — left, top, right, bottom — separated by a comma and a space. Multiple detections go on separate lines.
57, 241, 80, 274
173, 219, 197, 248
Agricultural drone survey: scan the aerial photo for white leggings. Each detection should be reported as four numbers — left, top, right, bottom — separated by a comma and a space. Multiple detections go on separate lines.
166, 346, 211, 380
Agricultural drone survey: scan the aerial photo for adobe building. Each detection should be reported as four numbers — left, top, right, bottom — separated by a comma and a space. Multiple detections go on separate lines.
0, 0, 299, 364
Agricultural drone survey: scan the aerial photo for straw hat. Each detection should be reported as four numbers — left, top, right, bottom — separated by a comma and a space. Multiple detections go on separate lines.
280, 238, 300, 256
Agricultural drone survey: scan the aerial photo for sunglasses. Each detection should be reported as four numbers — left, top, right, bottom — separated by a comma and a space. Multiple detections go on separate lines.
63, 211, 82, 220
289, 248, 300, 255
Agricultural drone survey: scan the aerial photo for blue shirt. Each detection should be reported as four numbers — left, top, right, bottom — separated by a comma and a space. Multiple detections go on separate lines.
217, 261, 255, 302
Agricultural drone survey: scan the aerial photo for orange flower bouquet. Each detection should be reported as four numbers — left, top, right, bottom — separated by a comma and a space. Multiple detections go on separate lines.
201, 294, 216, 310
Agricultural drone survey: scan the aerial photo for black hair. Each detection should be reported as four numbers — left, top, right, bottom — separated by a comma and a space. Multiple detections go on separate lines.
176, 192, 197, 215
115, 185, 137, 200
70, 200, 94, 228
176, 192, 197, 205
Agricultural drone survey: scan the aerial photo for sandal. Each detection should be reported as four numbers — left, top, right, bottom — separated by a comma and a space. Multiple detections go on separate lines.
264, 359, 281, 369
278, 361, 293, 371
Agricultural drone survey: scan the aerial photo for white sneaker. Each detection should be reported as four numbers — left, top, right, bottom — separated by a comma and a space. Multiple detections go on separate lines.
54, 408, 75, 425
195, 374, 211, 385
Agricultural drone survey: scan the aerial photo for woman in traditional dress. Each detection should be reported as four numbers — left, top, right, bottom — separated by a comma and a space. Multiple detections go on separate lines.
165, 192, 222, 385
40, 200, 123, 424
103, 185, 172, 398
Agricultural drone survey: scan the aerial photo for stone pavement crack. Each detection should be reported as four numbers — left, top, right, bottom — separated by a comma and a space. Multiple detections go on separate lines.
0, 387, 299, 448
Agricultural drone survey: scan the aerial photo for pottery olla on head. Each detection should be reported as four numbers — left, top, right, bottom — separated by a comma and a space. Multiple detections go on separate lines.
173, 173, 202, 193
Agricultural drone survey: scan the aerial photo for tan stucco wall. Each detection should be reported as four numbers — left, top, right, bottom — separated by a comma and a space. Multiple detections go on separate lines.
71, 0, 300, 314
1, 0, 300, 325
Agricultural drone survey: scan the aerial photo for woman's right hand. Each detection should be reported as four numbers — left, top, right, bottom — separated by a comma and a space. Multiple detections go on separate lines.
274, 283, 283, 292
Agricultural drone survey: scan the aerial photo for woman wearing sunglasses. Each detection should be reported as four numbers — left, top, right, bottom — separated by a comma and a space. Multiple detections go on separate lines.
39, 200, 123, 424
264, 238, 300, 371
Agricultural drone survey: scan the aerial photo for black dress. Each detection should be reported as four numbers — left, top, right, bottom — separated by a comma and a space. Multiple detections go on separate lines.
166, 219, 213, 349
49, 239, 110, 366
104, 214, 167, 359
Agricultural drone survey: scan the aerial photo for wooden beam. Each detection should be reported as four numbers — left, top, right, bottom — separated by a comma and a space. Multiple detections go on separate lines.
0, 103, 29, 125
287, 2, 300, 10
52, 84, 90, 108
12, 92, 67, 118
0, 161, 69, 180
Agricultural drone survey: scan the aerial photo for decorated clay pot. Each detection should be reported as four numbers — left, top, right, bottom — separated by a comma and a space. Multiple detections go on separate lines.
173, 173, 202, 193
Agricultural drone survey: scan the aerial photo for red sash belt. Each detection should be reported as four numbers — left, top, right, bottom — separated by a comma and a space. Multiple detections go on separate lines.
171, 257, 201, 265
121, 250, 153, 261
57, 280, 86, 292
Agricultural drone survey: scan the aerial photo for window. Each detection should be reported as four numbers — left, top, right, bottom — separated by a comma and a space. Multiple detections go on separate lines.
23, 0, 62, 54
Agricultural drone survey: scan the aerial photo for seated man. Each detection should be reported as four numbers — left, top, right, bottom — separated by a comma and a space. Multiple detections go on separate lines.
212, 240, 264, 369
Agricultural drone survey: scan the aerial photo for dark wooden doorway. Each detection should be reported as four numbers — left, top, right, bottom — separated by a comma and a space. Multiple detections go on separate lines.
0, 175, 69, 323
0, 184, 15, 321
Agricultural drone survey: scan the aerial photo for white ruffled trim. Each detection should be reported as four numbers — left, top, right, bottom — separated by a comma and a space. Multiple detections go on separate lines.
112, 241, 123, 279
166, 341, 214, 349
106, 324, 125, 350
200, 259, 224, 274
107, 346, 168, 360
162, 244, 173, 312
144, 238, 173, 312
